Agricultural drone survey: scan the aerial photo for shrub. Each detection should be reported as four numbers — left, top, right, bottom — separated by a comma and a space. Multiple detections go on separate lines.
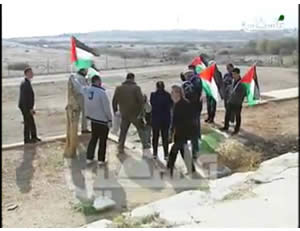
217, 49, 230, 55
216, 139, 261, 172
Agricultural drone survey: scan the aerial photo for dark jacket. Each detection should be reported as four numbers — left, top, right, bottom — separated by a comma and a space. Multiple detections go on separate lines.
112, 79, 144, 120
150, 90, 173, 128
172, 98, 196, 140
228, 78, 246, 106
214, 67, 224, 100
182, 75, 203, 116
223, 72, 233, 99
18, 78, 34, 112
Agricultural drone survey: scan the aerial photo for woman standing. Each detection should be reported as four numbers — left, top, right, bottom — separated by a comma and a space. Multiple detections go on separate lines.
167, 85, 196, 176
150, 81, 173, 160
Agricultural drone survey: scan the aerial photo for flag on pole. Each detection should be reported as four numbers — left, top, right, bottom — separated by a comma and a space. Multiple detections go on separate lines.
190, 56, 206, 71
199, 63, 219, 102
70, 36, 99, 70
241, 65, 260, 106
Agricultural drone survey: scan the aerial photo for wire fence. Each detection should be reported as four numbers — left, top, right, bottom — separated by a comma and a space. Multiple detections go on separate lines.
2, 55, 175, 78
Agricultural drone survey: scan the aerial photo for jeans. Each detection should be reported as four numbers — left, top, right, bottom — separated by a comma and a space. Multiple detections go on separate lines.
152, 125, 169, 157
168, 135, 196, 174
87, 122, 109, 161
224, 104, 242, 132
207, 96, 216, 122
118, 117, 151, 149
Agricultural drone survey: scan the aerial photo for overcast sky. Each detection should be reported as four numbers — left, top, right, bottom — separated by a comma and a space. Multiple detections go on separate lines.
1, 0, 298, 38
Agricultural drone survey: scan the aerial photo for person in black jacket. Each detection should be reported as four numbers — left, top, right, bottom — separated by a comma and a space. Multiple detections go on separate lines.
150, 81, 173, 160
18, 67, 41, 144
167, 85, 196, 176
221, 68, 246, 135
205, 61, 224, 124
223, 63, 235, 123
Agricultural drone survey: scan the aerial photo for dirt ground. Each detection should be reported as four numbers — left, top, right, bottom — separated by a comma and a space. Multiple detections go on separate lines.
2, 135, 183, 228
214, 99, 298, 160
2, 99, 298, 227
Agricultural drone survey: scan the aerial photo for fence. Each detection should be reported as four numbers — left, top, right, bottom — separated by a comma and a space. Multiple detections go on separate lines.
2, 55, 174, 78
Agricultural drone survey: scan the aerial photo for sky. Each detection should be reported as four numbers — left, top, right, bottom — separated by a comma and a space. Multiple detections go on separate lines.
1, 0, 298, 38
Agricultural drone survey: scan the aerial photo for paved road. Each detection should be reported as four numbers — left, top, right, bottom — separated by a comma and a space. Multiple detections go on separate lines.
3, 65, 185, 87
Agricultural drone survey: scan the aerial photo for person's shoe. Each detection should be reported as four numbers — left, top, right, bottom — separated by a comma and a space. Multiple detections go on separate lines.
220, 127, 229, 132
24, 139, 34, 144
86, 159, 94, 164
98, 161, 107, 166
231, 130, 239, 136
143, 149, 152, 158
32, 137, 42, 142
204, 118, 210, 123
118, 146, 125, 153
82, 130, 91, 134
153, 155, 157, 160
208, 120, 214, 124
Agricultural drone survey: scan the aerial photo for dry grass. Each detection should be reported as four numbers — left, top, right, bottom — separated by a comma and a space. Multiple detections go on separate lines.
216, 139, 262, 172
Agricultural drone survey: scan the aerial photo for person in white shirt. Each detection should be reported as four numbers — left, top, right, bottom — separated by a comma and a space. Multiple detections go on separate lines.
72, 74, 112, 165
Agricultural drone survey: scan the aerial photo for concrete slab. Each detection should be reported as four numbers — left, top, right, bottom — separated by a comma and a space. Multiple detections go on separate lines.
262, 87, 298, 100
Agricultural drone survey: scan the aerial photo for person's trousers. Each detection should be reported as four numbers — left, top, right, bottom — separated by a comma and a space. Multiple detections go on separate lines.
191, 114, 201, 157
118, 117, 151, 150
207, 96, 216, 121
168, 136, 195, 174
21, 109, 37, 142
224, 97, 234, 123
152, 125, 169, 157
79, 96, 88, 131
87, 122, 109, 161
224, 104, 242, 132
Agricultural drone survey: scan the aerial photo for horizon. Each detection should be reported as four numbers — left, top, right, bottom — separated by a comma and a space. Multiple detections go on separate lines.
2, 0, 298, 39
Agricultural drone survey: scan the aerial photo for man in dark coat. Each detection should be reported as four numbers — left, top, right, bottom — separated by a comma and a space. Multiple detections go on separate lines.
150, 81, 173, 160
223, 63, 235, 123
18, 67, 41, 144
221, 68, 246, 135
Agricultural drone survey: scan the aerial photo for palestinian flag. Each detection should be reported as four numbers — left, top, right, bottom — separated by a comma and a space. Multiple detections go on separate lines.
70, 36, 99, 70
190, 56, 206, 73
241, 65, 260, 106
199, 63, 219, 102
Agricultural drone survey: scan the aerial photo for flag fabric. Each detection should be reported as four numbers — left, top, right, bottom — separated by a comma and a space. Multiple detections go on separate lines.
190, 56, 206, 70
70, 36, 99, 70
241, 65, 260, 106
199, 63, 219, 102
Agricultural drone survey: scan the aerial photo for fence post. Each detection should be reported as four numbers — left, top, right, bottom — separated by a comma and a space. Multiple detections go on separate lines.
106, 55, 108, 69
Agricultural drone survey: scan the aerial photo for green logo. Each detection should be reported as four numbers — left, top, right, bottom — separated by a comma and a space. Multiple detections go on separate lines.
278, 15, 285, 21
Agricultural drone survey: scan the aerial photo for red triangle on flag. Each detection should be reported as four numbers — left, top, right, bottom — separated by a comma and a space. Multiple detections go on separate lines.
199, 64, 216, 82
70, 36, 77, 63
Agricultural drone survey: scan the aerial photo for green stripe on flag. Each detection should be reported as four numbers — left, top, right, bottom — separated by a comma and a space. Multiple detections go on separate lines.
75, 59, 93, 70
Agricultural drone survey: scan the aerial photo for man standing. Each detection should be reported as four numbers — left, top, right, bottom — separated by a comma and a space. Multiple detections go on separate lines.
205, 61, 224, 124
223, 63, 234, 123
75, 68, 90, 133
112, 73, 151, 156
181, 68, 203, 159
18, 67, 41, 144
64, 68, 89, 158
221, 68, 246, 135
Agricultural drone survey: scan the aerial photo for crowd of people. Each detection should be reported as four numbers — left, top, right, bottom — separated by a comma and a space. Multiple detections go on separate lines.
18, 57, 246, 175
